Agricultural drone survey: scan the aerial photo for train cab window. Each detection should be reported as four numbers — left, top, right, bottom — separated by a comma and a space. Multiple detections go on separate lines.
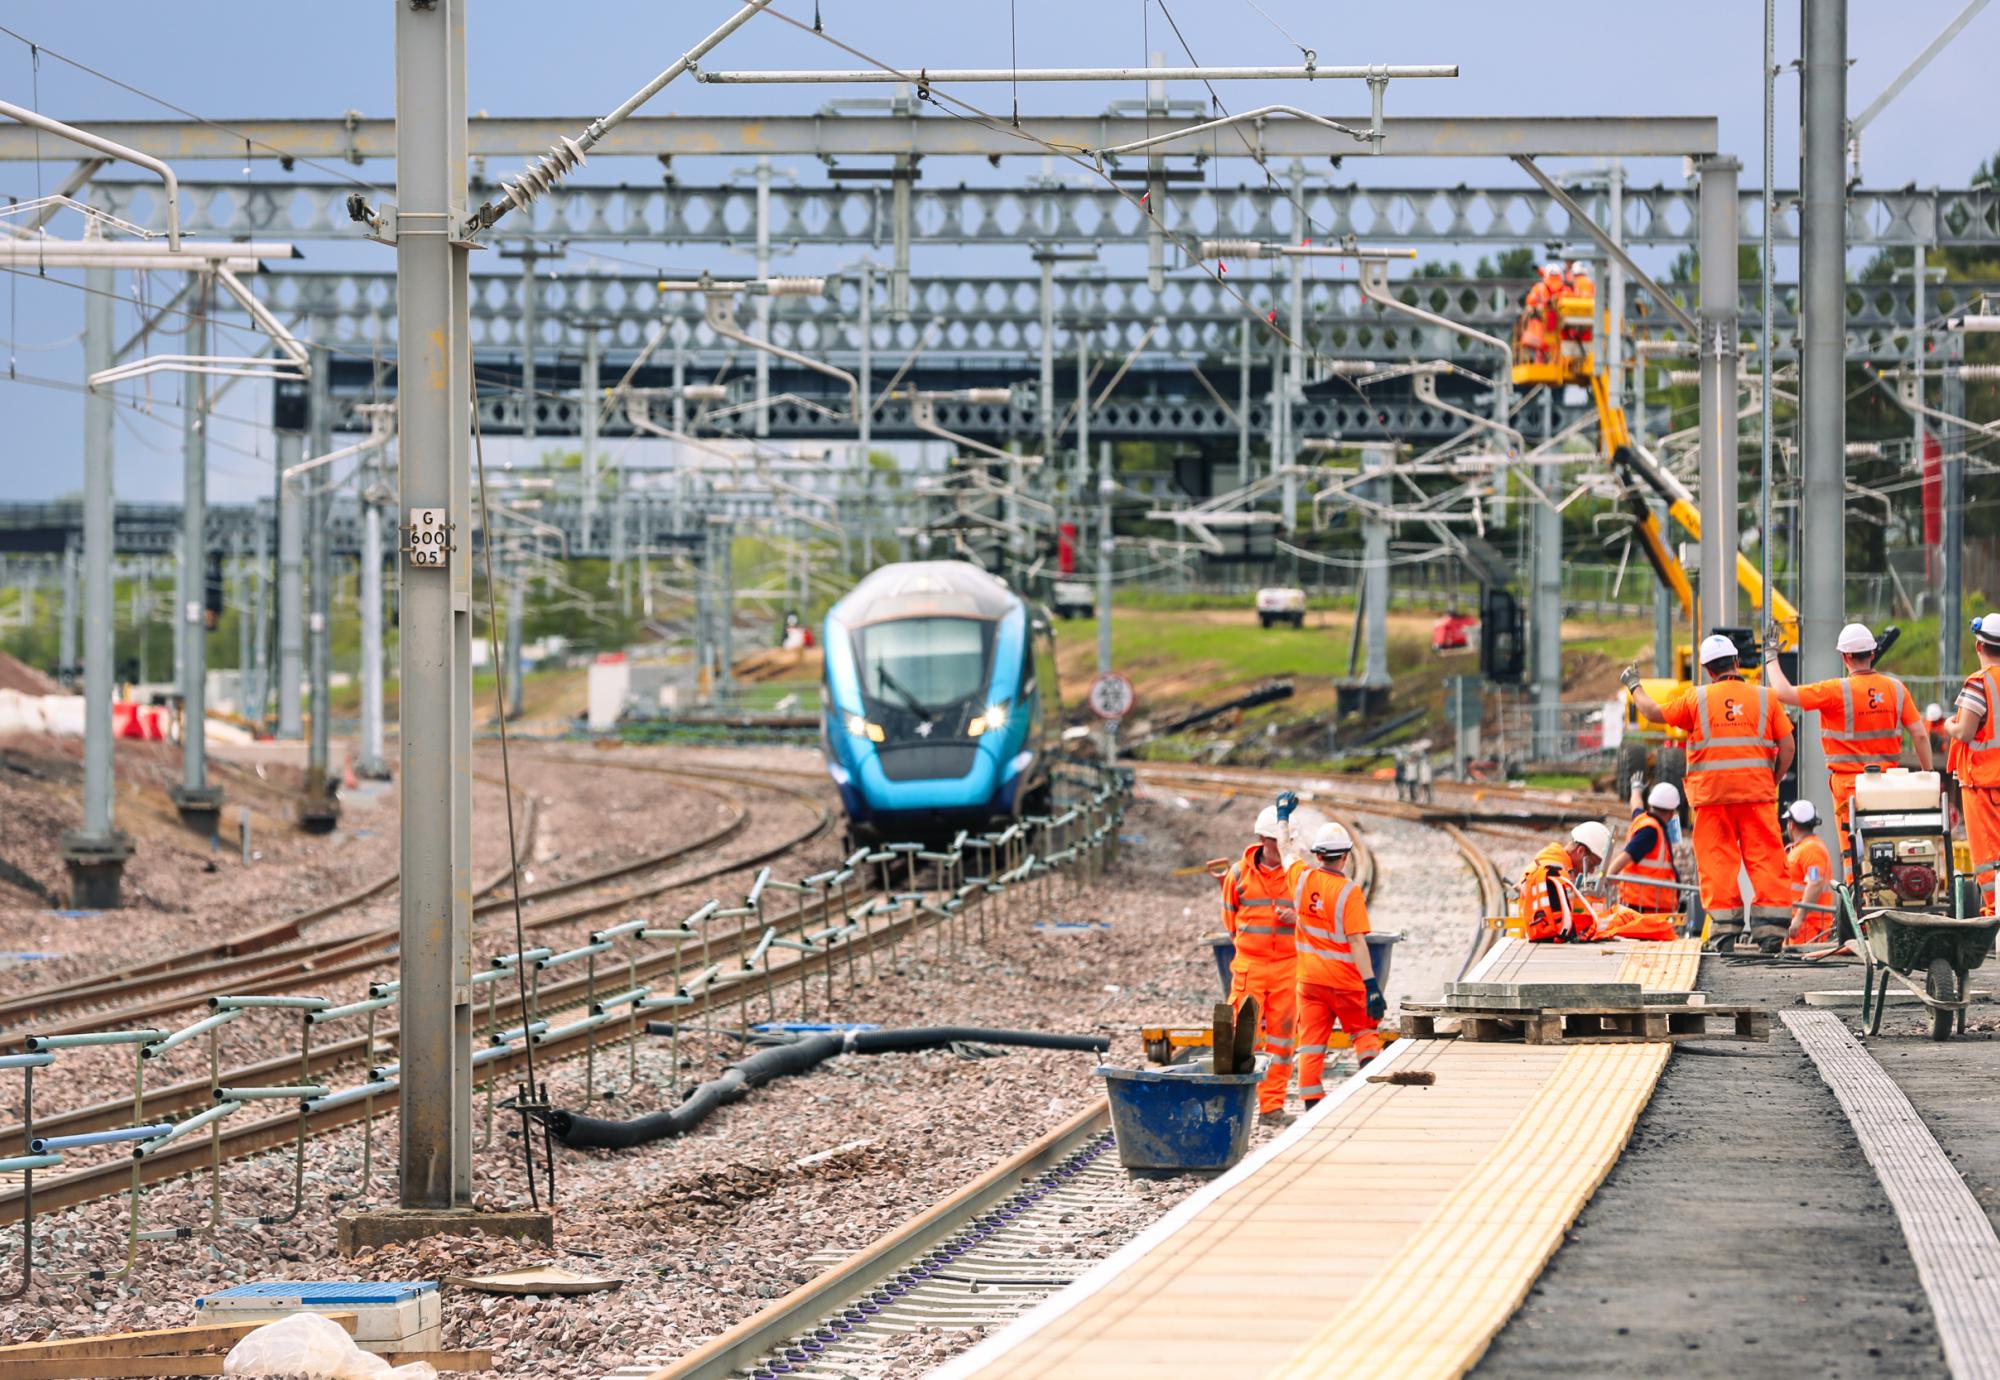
857, 617, 992, 710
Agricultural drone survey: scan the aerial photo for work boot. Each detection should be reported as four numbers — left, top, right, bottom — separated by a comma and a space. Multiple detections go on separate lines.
1756, 935, 1785, 956
1710, 932, 1740, 954
1260, 1108, 1295, 1127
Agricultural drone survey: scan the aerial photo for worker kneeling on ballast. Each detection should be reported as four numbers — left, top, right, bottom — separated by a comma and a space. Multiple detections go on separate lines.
1219, 805, 1303, 1118
1292, 822, 1385, 1104
1623, 634, 1796, 953
1519, 821, 1682, 944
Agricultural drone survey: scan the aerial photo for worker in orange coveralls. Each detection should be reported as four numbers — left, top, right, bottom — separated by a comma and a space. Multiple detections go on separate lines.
1292, 822, 1384, 1106
1219, 805, 1303, 1118
1762, 620, 1930, 877
1946, 614, 2000, 914
1520, 822, 1612, 942
1624, 634, 1797, 954
1603, 779, 1686, 917
1783, 800, 1835, 946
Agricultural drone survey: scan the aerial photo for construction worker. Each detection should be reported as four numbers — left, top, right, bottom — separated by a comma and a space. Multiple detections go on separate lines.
1518, 264, 1563, 365
1946, 614, 2000, 911
1292, 822, 1384, 1105
1520, 821, 1613, 942
1623, 634, 1796, 953
1925, 703, 1950, 760
1783, 800, 1835, 946
1602, 780, 1684, 916
1219, 806, 1302, 1117
1762, 621, 1930, 871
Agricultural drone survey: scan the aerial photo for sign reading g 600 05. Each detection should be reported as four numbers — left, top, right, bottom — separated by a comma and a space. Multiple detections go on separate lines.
403, 508, 452, 568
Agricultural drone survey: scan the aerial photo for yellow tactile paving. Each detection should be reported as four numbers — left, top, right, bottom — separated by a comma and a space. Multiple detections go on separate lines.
946, 938, 1696, 1380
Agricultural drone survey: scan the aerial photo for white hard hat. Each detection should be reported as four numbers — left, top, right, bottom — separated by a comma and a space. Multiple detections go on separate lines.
1647, 782, 1682, 811
1254, 805, 1282, 839
1569, 260, 1589, 274
1925, 702, 1946, 722
1310, 821, 1354, 856
1570, 821, 1612, 864
1698, 633, 1740, 666
1835, 622, 1877, 655
1975, 613, 2000, 647
1787, 799, 1820, 827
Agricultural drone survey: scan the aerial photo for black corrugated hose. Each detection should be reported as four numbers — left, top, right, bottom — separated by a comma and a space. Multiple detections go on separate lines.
541, 1027, 1110, 1150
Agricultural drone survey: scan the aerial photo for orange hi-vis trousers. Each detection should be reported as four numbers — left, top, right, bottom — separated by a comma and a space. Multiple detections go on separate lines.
1295, 980, 1381, 1104
1229, 964, 1297, 1115
1692, 800, 1792, 940
1965, 787, 2000, 915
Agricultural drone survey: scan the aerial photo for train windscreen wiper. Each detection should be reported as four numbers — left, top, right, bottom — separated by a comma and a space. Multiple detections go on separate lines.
874, 665, 933, 719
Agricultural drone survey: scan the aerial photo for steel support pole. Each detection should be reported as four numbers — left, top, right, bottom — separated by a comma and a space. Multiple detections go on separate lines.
172, 533, 185, 690
1361, 444, 1392, 688
63, 252, 128, 907
1533, 391, 1562, 754
1076, 326, 1091, 538
1284, 250, 1304, 532
357, 485, 386, 779
717, 519, 735, 704
59, 539, 77, 681
858, 262, 873, 573
1237, 318, 1251, 488
1797, 0, 1846, 828
1941, 336, 1965, 678
250, 500, 266, 724
1038, 254, 1056, 473
505, 560, 524, 719
174, 272, 216, 822
276, 434, 304, 739
518, 249, 537, 442
1098, 437, 1115, 763
753, 157, 771, 438
234, 547, 250, 717
307, 346, 333, 786
580, 325, 598, 551
394, 0, 474, 1212
1696, 155, 1742, 632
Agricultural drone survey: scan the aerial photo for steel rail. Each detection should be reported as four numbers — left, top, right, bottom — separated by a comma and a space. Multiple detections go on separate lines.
641, 1099, 1114, 1380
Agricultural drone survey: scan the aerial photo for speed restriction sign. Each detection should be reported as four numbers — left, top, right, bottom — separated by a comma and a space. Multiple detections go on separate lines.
1087, 672, 1136, 722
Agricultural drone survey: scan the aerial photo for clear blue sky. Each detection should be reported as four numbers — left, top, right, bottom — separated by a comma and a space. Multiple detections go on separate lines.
0, 1, 1992, 502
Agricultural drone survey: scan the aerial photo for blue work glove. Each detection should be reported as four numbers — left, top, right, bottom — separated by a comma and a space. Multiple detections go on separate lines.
1363, 977, 1387, 1023
1275, 790, 1298, 823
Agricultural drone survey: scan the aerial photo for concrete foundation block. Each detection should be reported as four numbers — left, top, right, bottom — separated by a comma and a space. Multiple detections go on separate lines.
337, 1207, 554, 1254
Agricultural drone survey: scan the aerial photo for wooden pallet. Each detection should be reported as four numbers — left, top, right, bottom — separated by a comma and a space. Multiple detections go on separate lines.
1401, 1001, 1769, 1046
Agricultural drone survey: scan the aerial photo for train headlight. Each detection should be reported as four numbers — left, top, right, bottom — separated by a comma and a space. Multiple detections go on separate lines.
845, 713, 885, 743
969, 701, 1010, 737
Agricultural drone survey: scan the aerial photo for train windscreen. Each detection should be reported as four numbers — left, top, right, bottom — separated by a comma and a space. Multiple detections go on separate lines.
857, 617, 992, 711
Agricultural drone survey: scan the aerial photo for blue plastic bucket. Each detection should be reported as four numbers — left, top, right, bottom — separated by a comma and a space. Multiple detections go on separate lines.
1096, 1057, 1266, 1173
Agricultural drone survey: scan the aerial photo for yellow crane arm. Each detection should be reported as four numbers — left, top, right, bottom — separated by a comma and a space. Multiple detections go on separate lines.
1587, 372, 1799, 650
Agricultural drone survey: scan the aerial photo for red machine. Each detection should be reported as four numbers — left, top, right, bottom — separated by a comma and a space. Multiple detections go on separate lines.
1431, 611, 1479, 654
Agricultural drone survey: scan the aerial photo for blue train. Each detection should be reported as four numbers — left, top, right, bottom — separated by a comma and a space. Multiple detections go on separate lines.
821, 561, 1061, 845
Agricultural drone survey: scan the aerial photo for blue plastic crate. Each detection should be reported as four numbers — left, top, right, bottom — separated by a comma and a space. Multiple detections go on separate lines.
198, 1281, 436, 1309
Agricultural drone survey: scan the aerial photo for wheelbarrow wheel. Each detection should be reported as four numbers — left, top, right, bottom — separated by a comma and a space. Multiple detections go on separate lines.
1927, 957, 1957, 1042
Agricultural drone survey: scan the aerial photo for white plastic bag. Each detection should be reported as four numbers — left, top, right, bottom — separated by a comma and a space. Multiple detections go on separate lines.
222, 1311, 438, 1379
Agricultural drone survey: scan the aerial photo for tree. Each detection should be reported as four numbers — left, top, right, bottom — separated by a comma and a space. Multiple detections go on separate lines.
1475, 247, 1536, 280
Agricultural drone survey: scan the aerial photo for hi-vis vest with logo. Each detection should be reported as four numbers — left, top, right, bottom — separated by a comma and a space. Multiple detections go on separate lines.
1293, 869, 1365, 990
1820, 672, 1913, 775
1618, 812, 1679, 913
1684, 679, 1781, 807
1222, 846, 1298, 964
1949, 667, 2000, 790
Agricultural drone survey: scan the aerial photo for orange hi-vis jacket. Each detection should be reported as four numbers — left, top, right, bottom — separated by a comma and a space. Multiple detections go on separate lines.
1292, 867, 1369, 991
1800, 671, 1918, 776
1520, 843, 1600, 942
1220, 844, 1301, 965
1950, 667, 2000, 789
1788, 834, 1834, 944
1662, 677, 1790, 807
1618, 810, 1680, 913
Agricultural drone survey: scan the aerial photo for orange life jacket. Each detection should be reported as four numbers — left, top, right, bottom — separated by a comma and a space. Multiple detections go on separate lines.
1949, 667, 2000, 789
1293, 867, 1367, 990
1683, 678, 1782, 807
1221, 844, 1299, 965
1520, 843, 1600, 943
1819, 671, 1913, 776
1617, 810, 1680, 913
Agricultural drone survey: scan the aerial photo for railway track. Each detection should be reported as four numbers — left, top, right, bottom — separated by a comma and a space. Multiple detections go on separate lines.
0, 764, 834, 1165
1135, 761, 1618, 830
618, 1100, 1120, 1380
0, 759, 1122, 1230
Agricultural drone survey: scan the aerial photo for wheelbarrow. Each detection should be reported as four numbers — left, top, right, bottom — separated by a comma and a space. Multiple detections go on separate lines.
1846, 887, 2000, 1041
